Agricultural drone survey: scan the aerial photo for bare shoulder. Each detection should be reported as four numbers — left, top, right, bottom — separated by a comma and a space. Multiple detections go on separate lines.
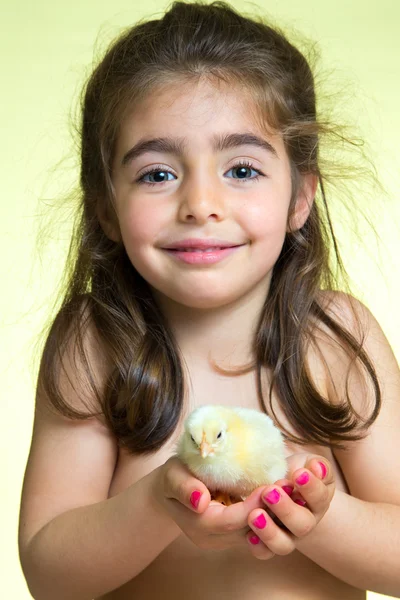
38, 297, 112, 419
313, 291, 400, 504
303, 291, 365, 405
312, 290, 397, 405
19, 300, 118, 555
314, 290, 397, 387
315, 290, 372, 337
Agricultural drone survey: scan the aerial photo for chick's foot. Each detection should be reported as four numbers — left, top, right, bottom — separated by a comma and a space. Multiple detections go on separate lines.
211, 491, 241, 506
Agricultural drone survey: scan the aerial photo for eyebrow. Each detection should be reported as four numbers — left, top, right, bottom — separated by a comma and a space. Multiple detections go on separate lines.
121, 132, 278, 166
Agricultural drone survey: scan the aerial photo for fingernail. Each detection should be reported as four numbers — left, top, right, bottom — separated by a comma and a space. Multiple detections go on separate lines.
190, 490, 202, 509
318, 461, 327, 479
282, 485, 294, 496
264, 488, 280, 504
249, 534, 260, 545
295, 472, 310, 486
252, 513, 267, 529
294, 499, 306, 506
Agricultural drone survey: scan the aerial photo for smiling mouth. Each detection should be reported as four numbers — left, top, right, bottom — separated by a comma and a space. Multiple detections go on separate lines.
163, 245, 245, 265
172, 246, 235, 252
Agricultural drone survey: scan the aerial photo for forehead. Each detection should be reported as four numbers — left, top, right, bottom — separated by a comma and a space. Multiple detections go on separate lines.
116, 77, 284, 155
144, 77, 256, 118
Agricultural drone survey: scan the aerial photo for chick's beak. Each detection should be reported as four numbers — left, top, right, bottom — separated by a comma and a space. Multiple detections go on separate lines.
200, 440, 213, 458
199, 432, 214, 458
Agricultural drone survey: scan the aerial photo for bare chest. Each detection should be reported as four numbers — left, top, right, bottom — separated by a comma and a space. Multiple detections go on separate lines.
108, 368, 349, 495
104, 370, 359, 600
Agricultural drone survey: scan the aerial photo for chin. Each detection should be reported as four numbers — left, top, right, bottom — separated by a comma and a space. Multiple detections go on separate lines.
154, 284, 244, 310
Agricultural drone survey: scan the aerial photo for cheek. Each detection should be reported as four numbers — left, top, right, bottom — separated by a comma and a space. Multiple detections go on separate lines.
118, 202, 162, 247
245, 169, 292, 234
238, 196, 290, 238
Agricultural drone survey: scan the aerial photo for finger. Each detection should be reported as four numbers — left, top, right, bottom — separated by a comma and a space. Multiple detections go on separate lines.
248, 508, 296, 555
274, 478, 294, 497
291, 493, 307, 507
163, 457, 211, 512
246, 531, 276, 560
260, 485, 317, 538
291, 468, 332, 517
204, 489, 268, 534
285, 454, 332, 484
306, 457, 331, 483
256, 481, 294, 523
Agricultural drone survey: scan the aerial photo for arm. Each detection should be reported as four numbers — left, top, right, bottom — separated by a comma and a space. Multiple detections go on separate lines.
247, 294, 400, 597
18, 322, 181, 600
19, 319, 266, 600
20, 409, 271, 600
20, 458, 181, 600
295, 488, 400, 597
297, 294, 400, 597
248, 458, 400, 597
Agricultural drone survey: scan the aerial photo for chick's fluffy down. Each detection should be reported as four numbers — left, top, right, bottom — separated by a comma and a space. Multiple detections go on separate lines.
176, 406, 287, 499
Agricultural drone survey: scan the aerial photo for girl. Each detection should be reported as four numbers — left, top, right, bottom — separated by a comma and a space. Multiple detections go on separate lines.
18, 2, 400, 599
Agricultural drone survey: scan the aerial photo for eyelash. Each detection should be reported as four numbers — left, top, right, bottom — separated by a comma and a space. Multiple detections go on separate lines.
136, 160, 265, 187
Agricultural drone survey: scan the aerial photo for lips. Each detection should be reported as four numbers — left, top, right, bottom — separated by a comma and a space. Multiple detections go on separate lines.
163, 238, 243, 251
174, 247, 227, 252
163, 245, 244, 265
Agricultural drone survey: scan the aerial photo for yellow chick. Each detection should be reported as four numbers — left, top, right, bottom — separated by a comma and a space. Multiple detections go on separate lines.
176, 405, 287, 504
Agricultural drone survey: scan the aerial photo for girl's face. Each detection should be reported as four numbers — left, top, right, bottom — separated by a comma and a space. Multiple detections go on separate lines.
110, 79, 314, 310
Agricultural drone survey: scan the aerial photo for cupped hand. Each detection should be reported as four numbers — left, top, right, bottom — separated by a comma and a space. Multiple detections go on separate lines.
246, 453, 335, 560
157, 456, 267, 551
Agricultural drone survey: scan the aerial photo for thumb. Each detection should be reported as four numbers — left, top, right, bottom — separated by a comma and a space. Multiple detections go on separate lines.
163, 456, 211, 513
305, 456, 330, 481
285, 453, 330, 481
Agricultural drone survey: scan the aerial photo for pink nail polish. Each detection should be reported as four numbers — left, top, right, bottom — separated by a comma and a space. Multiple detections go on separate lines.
264, 488, 280, 504
282, 485, 294, 496
249, 534, 260, 545
252, 513, 267, 529
190, 490, 202, 509
294, 499, 306, 506
295, 472, 310, 486
318, 462, 327, 479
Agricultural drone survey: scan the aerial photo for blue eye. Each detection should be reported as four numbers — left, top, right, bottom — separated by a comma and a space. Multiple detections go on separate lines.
139, 167, 176, 185
226, 162, 261, 181
136, 160, 264, 187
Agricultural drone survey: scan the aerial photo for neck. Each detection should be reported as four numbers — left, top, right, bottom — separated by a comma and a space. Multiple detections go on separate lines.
152, 283, 269, 372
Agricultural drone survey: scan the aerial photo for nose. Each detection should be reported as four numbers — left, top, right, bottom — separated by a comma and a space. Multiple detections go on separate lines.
177, 170, 226, 224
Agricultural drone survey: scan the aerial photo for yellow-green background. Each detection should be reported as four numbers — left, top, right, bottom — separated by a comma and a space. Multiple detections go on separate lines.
2, 0, 399, 597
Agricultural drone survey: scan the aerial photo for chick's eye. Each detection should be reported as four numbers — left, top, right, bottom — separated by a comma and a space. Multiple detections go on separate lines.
217, 432, 222, 439
190, 435, 196, 444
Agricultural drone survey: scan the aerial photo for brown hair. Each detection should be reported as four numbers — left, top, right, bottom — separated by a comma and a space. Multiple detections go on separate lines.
38, 0, 380, 453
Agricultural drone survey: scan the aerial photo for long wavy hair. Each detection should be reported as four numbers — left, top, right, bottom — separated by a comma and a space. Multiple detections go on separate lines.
37, 0, 380, 453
